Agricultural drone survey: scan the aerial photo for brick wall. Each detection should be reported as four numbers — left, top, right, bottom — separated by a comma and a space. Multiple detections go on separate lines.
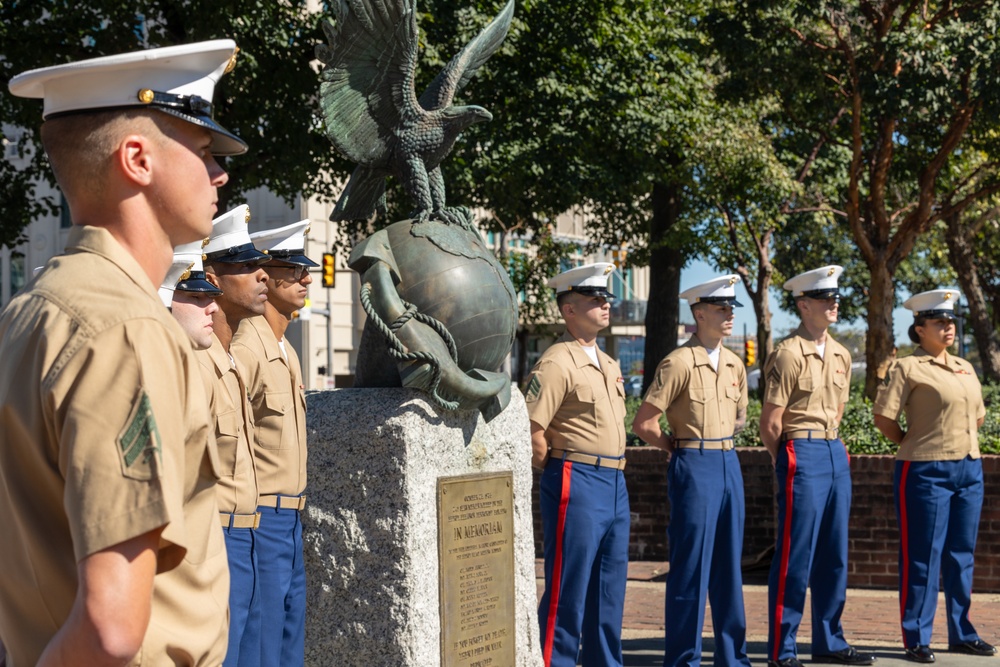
532, 448, 1000, 592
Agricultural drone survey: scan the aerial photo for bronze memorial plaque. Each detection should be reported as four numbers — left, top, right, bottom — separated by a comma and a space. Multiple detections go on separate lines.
438, 471, 515, 667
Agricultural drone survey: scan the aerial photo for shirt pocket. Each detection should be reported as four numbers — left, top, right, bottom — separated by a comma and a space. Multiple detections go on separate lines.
686, 385, 713, 426
571, 383, 596, 405
259, 390, 291, 450
725, 385, 741, 403
569, 383, 600, 428
204, 432, 223, 481
798, 373, 816, 393
615, 380, 626, 400
215, 410, 241, 478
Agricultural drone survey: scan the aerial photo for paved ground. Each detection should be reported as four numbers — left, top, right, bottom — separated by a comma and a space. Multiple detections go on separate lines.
536, 560, 1000, 666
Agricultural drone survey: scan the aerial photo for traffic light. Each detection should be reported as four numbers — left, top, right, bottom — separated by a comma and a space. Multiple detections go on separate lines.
745, 339, 756, 366
612, 246, 627, 269
321, 253, 335, 288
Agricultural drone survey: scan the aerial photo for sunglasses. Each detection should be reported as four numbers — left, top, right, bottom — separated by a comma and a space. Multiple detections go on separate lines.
269, 263, 309, 280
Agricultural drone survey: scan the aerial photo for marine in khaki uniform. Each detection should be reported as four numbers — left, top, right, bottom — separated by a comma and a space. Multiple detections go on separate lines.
0, 42, 245, 666
231, 220, 317, 667
632, 275, 751, 667
874, 290, 995, 663
159, 238, 224, 350
202, 205, 272, 667
526, 263, 629, 667
759, 266, 875, 667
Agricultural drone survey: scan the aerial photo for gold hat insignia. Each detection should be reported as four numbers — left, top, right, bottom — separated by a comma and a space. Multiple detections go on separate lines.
179, 262, 195, 282
728, 276, 738, 286
304, 225, 311, 236
945, 292, 953, 300
604, 265, 614, 275
137, 88, 155, 104
224, 47, 240, 75
201, 238, 210, 248
827, 268, 836, 277
244, 207, 251, 223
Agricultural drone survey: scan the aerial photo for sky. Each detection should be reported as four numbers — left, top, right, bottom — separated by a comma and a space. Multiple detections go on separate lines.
680, 258, 913, 345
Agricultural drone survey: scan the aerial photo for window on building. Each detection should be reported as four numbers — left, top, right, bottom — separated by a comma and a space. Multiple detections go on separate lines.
2, 251, 27, 306
11, 252, 26, 292
60, 194, 72, 228
615, 266, 638, 300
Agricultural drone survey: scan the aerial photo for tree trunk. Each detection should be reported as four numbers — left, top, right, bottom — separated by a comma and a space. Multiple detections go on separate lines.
750, 273, 772, 377
751, 229, 774, 373
863, 261, 896, 399
945, 215, 1000, 382
642, 180, 685, 394
515, 328, 531, 386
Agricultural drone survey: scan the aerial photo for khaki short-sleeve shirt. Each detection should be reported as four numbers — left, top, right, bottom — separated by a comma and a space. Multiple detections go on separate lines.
198, 335, 259, 515
642, 336, 748, 441
874, 349, 984, 461
0, 226, 227, 666
763, 325, 851, 432
232, 316, 308, 497
524, 334, 627, 457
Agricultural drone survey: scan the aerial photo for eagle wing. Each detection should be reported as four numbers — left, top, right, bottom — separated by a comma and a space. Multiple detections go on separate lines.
316, 0, 423, 166
418, 0, 515, 112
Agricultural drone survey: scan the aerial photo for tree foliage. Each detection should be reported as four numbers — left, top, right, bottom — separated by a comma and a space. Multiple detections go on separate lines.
0, 0, 345, 247
707, 1, 1000, 397
400, 0, 719, 383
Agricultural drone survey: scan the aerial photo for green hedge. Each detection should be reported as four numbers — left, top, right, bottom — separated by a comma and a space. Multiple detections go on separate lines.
625, 380, 1000, 455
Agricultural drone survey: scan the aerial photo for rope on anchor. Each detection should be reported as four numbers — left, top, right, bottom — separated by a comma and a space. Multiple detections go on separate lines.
360, 282, 460, 410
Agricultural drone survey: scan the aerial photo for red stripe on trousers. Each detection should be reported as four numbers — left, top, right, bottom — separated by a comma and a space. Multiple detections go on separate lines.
772, 440, 797, 660
542, 461, 574, 666
898, 461, 911, 645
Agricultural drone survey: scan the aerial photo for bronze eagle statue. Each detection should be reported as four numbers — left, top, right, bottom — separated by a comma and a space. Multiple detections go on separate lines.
316, 0, 515, 225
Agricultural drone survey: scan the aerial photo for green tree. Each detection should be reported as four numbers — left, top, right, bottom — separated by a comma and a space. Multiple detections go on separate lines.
0, 0, 343, 240
690, 99, 803, 371
943, 197, 1000, 381
403, 0, 718, 389
505, 227, 571, 383
707, 1, 1000, 398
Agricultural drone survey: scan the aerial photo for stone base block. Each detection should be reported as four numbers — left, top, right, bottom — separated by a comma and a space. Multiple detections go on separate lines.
304, 387, 542, 667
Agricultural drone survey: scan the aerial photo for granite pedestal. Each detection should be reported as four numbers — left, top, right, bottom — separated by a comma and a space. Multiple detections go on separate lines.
303, 388, 542, 666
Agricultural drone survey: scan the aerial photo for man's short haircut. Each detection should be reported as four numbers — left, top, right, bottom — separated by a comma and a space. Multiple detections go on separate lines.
40, 109, 175, 201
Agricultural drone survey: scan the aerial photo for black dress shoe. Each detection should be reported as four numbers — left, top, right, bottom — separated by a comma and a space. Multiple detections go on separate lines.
949, 639, 998, 656
904, 645, 935, 663
767, 659, 804, 667
812, 646, 878, 665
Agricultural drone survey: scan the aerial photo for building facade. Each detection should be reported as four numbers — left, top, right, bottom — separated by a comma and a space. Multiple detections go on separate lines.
0, 167, 651, 390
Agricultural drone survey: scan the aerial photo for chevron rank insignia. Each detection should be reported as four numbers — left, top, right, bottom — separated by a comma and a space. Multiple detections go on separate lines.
525, 374, 541, 402
767, 366, 781, 385
117, 390, 163, 480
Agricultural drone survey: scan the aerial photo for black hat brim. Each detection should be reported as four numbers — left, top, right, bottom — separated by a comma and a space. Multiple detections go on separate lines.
176, 276, 223, 296
264, 252, 320, 268
204, 243, 271, 265
800, 288, 841, 300
567, 286, 616, 300
915, 309, 962, 321
696, 296, 743, 308
157, 107, 247, 156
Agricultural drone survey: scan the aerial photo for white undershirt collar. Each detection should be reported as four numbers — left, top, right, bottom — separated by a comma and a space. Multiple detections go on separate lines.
581, 344, 601, 368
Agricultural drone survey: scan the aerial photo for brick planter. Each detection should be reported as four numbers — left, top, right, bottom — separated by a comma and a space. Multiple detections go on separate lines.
531, 448, 1000, 592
